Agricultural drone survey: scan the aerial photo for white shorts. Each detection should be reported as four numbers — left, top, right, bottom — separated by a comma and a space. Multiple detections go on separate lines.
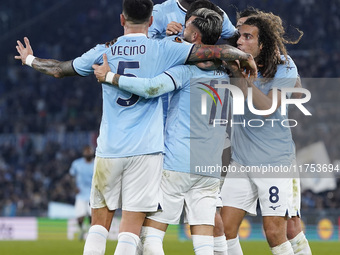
148, 170, 219, 226
74, 198, 91, 218
221, 161, 293, 217
291, 177, 301, 217
90, 154, 163, 212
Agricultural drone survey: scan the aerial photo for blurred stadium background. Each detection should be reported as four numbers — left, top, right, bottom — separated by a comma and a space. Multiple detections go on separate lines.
0, 0, 340, 254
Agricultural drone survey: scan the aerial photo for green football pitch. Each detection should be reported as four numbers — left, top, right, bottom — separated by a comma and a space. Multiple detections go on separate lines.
0, 219, 339, 254
0, 240, 339, 255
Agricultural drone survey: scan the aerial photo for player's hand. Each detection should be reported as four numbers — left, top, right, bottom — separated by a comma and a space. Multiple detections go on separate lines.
92, 54, 112, 83
239, 54, 257, 78
15, 37, 33, 65
222, 60, 240, 75
166, 21, 183, 36
222, 60, 251, 79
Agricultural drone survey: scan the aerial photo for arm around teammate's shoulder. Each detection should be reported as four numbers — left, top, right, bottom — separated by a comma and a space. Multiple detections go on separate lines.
93, 54, 177, 99
188, 44, 257, 78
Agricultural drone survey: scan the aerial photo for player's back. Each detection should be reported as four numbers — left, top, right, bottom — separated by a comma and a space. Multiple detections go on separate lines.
148, 0, 185, 39
96, 34, 193, 158
163, 65, 230, 178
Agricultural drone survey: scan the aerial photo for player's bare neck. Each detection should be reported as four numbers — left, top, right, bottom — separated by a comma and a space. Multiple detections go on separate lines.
124, 23, 149, 36
193, 39, 202, 45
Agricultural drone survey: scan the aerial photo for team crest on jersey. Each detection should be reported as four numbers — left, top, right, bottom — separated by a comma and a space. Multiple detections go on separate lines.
173, 36, 183, 43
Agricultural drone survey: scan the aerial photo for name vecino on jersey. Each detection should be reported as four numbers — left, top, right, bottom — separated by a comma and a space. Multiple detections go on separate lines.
111, 44, 146, 56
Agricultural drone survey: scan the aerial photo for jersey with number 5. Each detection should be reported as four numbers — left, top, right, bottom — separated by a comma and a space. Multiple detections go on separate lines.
72, 34, 193, 157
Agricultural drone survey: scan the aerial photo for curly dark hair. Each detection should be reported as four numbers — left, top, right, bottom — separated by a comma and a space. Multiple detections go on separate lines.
243, 12, 303, 78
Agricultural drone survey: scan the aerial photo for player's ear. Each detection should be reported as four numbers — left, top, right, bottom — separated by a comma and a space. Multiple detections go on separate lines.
149, 16, 153, 27
192, 31, 199, 43
120, 14, 125, 26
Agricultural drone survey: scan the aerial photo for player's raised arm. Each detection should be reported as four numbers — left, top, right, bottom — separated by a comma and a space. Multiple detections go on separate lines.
15, 37, 76, 78
188, 44, 257, 78
93, 54, 175, 99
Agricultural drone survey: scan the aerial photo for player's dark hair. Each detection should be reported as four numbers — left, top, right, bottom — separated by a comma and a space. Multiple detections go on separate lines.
236, 6, 260, 21
185, 0, 224, 23
185, 0, 199, 4
122, 0, 153, 24
190, 8, 223, 45
243, 12, 303, 78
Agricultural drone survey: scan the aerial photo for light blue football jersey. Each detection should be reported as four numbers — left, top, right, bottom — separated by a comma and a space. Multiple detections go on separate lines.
163, 65, 230, 178
73, 34, 193, 157
148, 0, 237, 39
231, 56, 298, 166
69, 158, 94, 200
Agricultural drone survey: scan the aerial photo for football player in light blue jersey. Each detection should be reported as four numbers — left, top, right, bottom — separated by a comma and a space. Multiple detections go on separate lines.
233, 8, 312, 255
72, 31, 193, 159
97, 65, 230, 178
149, 0, 237, 40
149, 0, 238, 127
69, 145, 94, 240
220, 12, 306, 255
15, 0, 256, 253
94, 8, 250, 255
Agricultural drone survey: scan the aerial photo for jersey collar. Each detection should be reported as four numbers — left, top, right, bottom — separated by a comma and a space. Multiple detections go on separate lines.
176, 0, 187, 13
124, 33, 147, 37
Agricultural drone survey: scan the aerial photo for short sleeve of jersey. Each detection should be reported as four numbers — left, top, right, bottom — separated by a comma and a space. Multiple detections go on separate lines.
161, 36, 194, 65
72, 44, 107, 76
164, 65, 192, 90
269, 56, 298, 92
221, 12, 237, 39
148, 6, 166, 39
